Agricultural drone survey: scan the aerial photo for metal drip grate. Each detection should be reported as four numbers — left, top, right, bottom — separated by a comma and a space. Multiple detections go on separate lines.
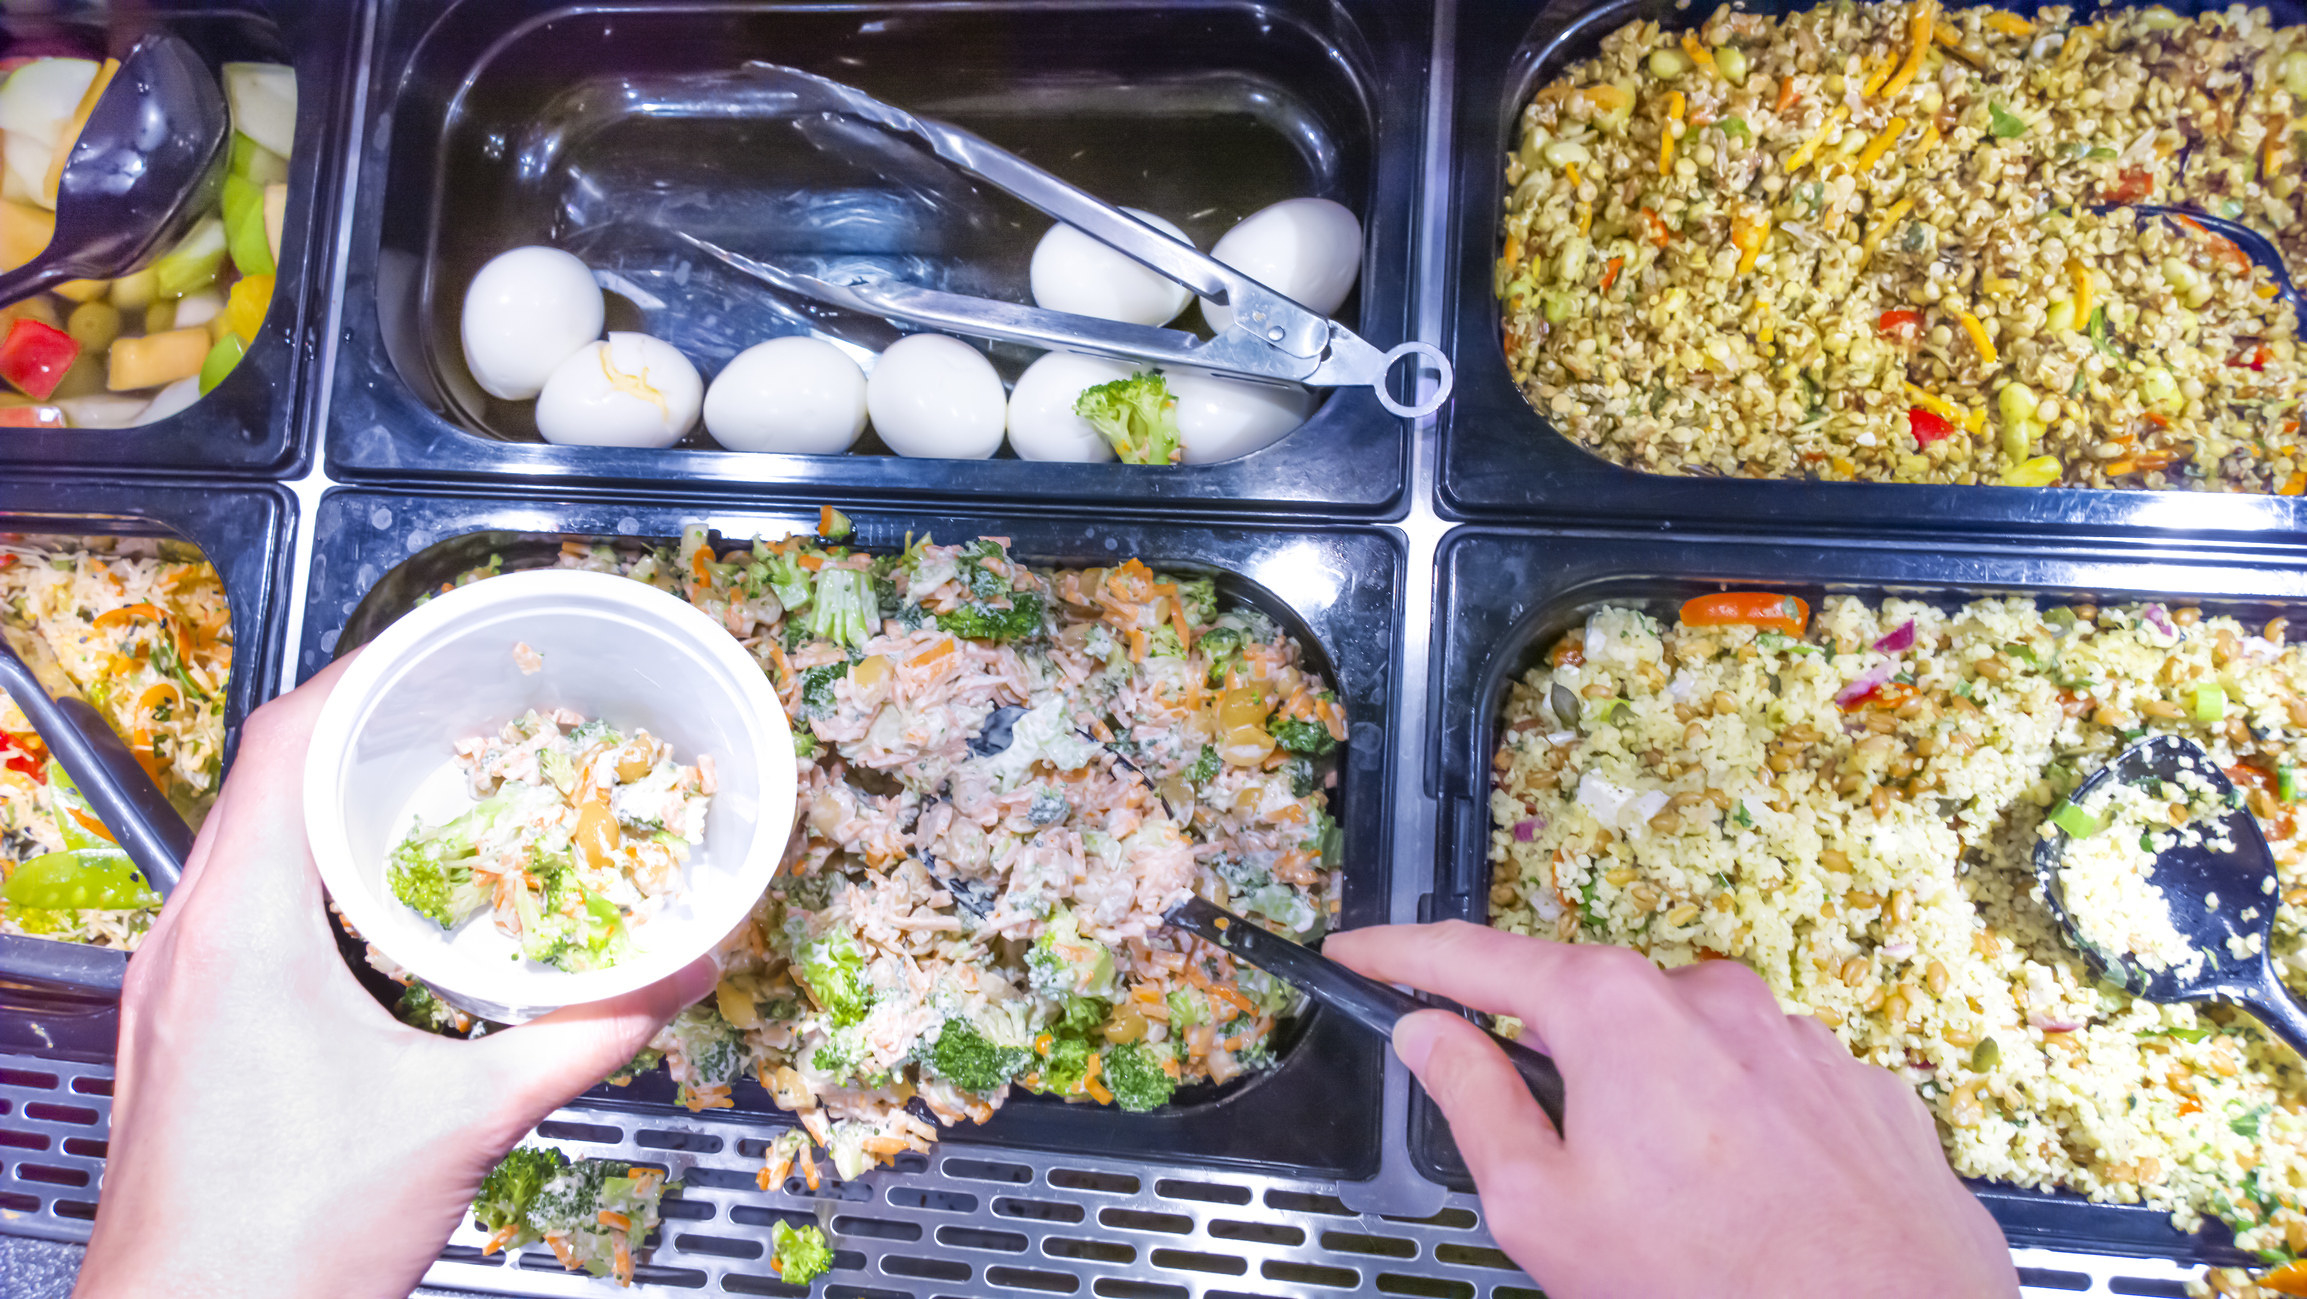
0, 1053, 2222, 1297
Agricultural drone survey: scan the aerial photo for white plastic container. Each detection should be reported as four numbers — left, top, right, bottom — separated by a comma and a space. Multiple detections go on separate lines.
304, 569, 796, 1022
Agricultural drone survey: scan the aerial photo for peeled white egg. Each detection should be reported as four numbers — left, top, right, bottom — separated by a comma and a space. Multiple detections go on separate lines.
1168, 368, 1315, 463
865, 334, 1007, 459
703, 336, 868, 454
1198, 198, 1363, 335
535, 332, 702, 448
461, 246, 605, 402
1004, 352, 1134, 462
1029, 207, 1193, 327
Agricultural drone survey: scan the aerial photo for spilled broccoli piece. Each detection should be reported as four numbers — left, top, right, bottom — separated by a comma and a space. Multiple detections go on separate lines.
394, 980, 461, 1035
771, 1219, 834, 1286
472, 1144, 569, 1247
1270, 714, 1338, 757
663, 1004, 748, 1091
922, 1018, 1030, 1094
796, 933, 873, 1027
1103, 1041, 1179, 1112
606, 1045, 663, 1086
1073, 370, 1182, 465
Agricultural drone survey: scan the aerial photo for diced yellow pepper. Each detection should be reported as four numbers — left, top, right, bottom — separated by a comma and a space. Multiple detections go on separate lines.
2001, 455, 2062, 487
223, 273, 274, 346
1856, 116, 1908, 173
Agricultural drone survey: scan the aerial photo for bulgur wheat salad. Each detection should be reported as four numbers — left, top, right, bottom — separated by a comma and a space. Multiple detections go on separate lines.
1499, 2, 2307, 490
0, 535, 230, 949
1489, 593, 2306, 1268
385, 521, 1346, 1189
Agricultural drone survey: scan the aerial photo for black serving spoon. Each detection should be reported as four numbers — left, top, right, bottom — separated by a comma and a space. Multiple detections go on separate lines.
2033, 735, 2307, 1057
1163, 894, 1568, 1131
2113, 205, 2306, 336
0, 34, 228, 308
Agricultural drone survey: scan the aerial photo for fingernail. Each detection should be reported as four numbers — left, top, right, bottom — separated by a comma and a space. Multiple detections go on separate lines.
1391, 1013, 1440, 1074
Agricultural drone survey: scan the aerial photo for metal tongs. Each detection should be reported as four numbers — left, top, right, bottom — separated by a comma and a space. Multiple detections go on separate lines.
676, 64, 1453, 420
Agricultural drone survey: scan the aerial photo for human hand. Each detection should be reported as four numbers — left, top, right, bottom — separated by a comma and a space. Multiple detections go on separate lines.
1327, 922, 2016, 1299
75, 657, 716, 1299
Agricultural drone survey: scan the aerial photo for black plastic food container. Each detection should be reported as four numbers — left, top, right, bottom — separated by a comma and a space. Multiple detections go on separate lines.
1417, 525, 2307, 1265
324, 0, 1428, 517
1437, 0, 2307, 542
0, 1, 359, 479
0, 474, 295, 1059
299, 486, 1403, 1180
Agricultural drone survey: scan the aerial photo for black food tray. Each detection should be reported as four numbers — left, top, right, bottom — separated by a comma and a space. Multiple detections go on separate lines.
1411, 526, 2307, 1265
0, 0, 361, 479
299, 485, 1404, 1180
324, 0, 1427, 517
0, 475, 296, 1058
1436, 0, 2307, 543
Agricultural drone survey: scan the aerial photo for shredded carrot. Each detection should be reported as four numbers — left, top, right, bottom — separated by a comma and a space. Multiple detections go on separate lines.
797, 553, 824, 573
1879, 0, 1938, 101
1732, 208, 1771, 275
548, 1236, 578, 1269
1128, 628, 1148, 662
910, 639, 955, 668
1857, 196, 1916, 269
801, 1144, 820, 1191
614, 1236, 632, 1284
1639, 207, 1670, 247
483, 1223, 522, 1256
690, 546, 712, 581
68, 807, 115, 843
598, 1210, 632, 1230
1859, 49, 1899, 98
136, 681, 181, 716
90, 602, 162, 631
1600, 256, 1624, 292
1982, 9, 2033, 35
1774, 75, 1798, 113
1856, 116, 1907, 173
1210, 983, 1259, 1017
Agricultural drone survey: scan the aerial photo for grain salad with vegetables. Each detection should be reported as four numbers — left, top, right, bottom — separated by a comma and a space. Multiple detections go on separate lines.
387, 515, 1346, 1191
0, 535, 230, 947
1488, 592, 2306, 1271
1498, 2, 2307, 490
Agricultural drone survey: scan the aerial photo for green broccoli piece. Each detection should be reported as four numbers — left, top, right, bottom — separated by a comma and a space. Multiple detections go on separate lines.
473, 1144, 569, 1245
771, 1220, 834, 1285
664, 1004, 749, 1090
1029, 1034, 1095, 1096
794, 731, 819, 759
1057, 994, 1108, 1036
798, 663, 847, 719
1198, 626, 1244, 686
1026, 910, 1116, 999
922, 1018, 1030, 1094
1166, 988, 1208, 1028
764, 551, 815, 612
387, 791, 510, 927
1102, 1041, 1178, 1112
937, 592, 1045, 642
393, 981, 461, 1035
1270, 714, 1338, 757
1188, 744, 1221, 785
1142, 624, 1186, 659
808, 568, 881, 651
810, 1027, 865, 1082
1073, 370, 1182, 465
1168, 575, 1219, 627
606, 1046, 663, 1086
796, 933, 873, 1027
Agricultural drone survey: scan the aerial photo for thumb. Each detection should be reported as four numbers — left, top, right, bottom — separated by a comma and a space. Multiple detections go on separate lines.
1395, 1010, 1566, 1195
475, 958, 719, 1120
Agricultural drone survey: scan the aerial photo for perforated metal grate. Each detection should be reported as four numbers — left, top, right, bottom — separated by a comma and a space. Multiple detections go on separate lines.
0, 1052, 2219, 1298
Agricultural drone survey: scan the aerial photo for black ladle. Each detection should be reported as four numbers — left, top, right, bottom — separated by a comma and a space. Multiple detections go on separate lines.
2113, 205, 2306, 336
2033, 735, 2307, 1058
1163, 894, 1568, 1131
0, 625, 192, 896
0, 34, 228, 307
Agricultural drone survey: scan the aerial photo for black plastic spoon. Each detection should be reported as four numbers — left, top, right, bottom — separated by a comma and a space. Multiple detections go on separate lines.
2110, 205, 2306, 336
2033, 735, 2307, 1058
1162, 894, 1568, 1131
0, 33, 228, 307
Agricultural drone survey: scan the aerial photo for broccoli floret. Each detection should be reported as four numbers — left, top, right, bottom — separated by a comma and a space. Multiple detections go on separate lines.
808, 567, 881, 651
1271, 715, 1338, 757
606, 1046, 663, 1086
810, 1027, 866, 1082
1188, 744, 1221, 785
1029, 1034, 1095, 1096
796, 933, 873, 1027
1103, 1041, 1178, 1113
1057, 994, 1108, 1036
394, 980, 461, 1035
1198, 626, 1244, 686
1166, 988, 1208, 1028
764, 550, 815, 611
473, 1144, 569, 1243
937, 590, 1044, 643
1284, 756, 1319, 798
798, 663, 846, 719
1025, 910, 1116, 999
664, 1004, 748, 1089
1073, 370, 1182, 465
386, 851, 487, 929
771, 1220, 834, 1285
922, 1018, 1030, 1094
1143, 624, 1186, 659
1168, 575, 1219, 627
794, 731, 819, 759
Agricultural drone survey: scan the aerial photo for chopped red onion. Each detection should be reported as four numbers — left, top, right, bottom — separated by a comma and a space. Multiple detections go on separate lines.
2143, 603, 2177, 638
1833, 664, 1893, 708
1514, 818, 1543, 842
1873, 619, 1916, 653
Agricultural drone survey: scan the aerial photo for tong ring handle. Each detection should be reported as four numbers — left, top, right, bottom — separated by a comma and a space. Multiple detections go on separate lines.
1372, 341, 1454, 420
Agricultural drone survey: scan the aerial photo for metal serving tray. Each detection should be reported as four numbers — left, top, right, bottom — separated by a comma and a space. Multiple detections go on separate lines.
0, 475, 295, 1055
1435, 0, 2307, 542
321, 0, 1428, 517
0, 1, 360, 479
1417, 524, 2307, 1267
296, 485, 1405, 1180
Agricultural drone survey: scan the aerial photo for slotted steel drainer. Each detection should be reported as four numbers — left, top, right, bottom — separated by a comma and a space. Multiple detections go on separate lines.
0, 1052, 2221, 1297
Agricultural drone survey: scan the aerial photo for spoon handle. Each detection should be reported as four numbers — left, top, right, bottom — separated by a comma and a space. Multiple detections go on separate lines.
1163, 895, 1566, 1131
0, 259, 72, 313
2246, 965, 2307, 1062
0, 639, 191, 896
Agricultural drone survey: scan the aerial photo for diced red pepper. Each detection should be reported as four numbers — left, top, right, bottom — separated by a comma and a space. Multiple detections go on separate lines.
2102, 169, 2155, 204
0, 731, 45, 780
1907, 407, 1956, 446
2230, 344, 2273, 371
0, 404, 64, 429
0, 318, 79, 401
1878, 308, 1923, 340
1680, 592, 1811, 635
1838, 680, 1918, 713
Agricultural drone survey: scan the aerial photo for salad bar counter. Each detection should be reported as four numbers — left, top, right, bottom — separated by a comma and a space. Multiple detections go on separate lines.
6, 0, 2307, 1296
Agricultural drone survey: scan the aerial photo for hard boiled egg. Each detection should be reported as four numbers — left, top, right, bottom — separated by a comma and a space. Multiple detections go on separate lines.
1005, 352, 1134, 462
703, 336, 868, 454
461, 246, 604, 401
1169, 368, 1314, 463
1029, 207, 1193, 327
865, 333, 1006, 459
535, 332, 702, 448
1198, 198, 1362, 335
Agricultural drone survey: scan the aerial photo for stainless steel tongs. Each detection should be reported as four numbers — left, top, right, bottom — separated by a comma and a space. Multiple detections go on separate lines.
675, 64, 1453, 420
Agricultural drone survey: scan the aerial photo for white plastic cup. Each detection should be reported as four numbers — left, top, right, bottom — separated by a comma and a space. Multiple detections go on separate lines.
304, 569, 796, 1022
